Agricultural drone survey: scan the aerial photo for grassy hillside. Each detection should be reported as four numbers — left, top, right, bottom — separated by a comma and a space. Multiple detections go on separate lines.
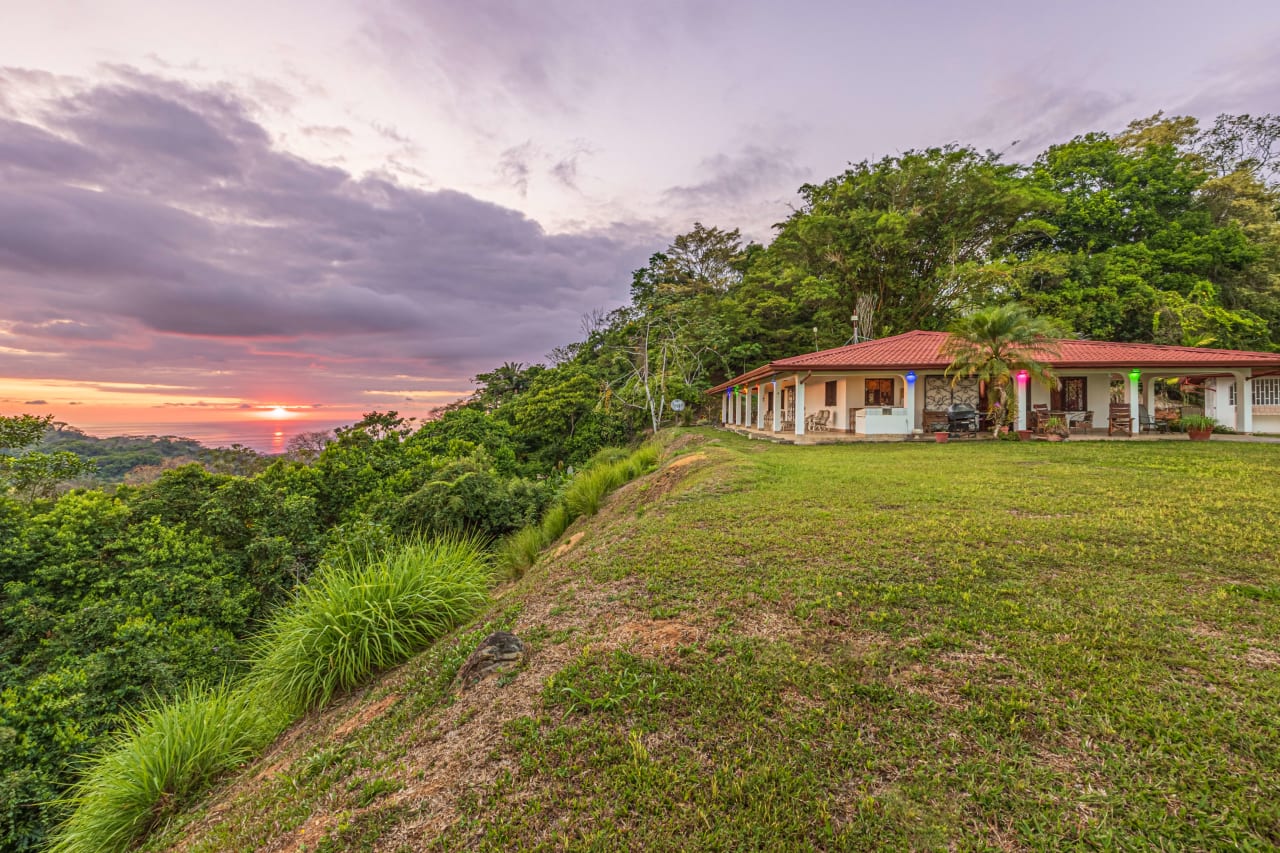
147, 431, 1280, 851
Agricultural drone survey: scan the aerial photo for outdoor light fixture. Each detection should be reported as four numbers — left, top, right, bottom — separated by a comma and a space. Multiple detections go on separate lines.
1017, 370, 1029, 383
905, 370, 916, 384
1129, 368, 1141, 381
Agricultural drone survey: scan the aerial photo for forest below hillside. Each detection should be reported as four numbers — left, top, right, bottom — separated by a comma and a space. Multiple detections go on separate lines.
2, 110, 1279, 850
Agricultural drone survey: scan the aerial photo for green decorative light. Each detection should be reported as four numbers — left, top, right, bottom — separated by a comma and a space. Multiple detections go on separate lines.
1128, 368, 1141, 381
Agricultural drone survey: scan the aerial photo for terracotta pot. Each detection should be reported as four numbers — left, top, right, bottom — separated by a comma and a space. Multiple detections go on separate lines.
1046, 434, 1065, 442
1187, 428, 1212, 441
934, 431, 949, 443
1016, 430, 1031, 441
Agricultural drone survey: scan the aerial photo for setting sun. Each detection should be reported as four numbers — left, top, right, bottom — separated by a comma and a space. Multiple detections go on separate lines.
263, 406, 296, 420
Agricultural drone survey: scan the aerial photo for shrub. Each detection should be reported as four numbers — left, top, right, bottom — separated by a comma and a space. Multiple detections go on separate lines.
249, 536, 491, 715
388, 459, 551, 541
50, 685, 281, 853
497, 524, 547, 579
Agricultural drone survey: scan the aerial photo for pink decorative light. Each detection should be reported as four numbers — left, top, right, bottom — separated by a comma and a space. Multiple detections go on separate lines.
1016, 370, 1029, 383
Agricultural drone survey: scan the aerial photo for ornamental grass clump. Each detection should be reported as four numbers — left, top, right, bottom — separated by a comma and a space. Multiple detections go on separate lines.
627, 443, 661, 476
540, 501, 571, 542
500, 443, 663, 580
564, 463, 625, 518
497, 524, 548, 579
585, 445, 630, 469
249, 536, 491, 716
50, 685, 281, 853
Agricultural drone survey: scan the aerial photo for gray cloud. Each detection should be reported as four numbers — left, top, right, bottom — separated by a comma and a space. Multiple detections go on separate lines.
661, 144, 810, 238
1178, 39, 1280, 118
960, 75, 1134, 156
360, 0, 736, 118
549, 141, 592, 191
498, 141, 536, 196
0, 68, 654, 408
664, 145, 807, 208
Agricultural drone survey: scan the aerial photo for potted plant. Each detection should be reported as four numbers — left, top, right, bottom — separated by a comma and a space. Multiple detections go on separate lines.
1179, 414, 1216, 441
1016, 429, 1032, 441
1042, 416, 1069, 441
934, 430, 949, 443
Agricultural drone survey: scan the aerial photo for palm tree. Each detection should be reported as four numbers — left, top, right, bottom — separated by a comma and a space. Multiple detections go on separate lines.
942, 304, 1062, 434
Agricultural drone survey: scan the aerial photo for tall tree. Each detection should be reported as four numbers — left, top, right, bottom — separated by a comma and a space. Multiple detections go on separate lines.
759, 146, 1057, 339
1013, 128, 1273, 349
629, 222, 745, 310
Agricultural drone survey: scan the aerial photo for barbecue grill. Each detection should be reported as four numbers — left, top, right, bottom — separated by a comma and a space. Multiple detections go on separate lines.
946, 403, 980, 434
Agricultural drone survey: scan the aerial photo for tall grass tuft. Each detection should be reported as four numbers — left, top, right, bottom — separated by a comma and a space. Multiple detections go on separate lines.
497, 524, 547, 579
540, 501, 571, 541
564, 463, 625, 518
584, 446, 630, 469
50, 685, 281, 853
249, 536, 491, 715
631, 443, 660, 472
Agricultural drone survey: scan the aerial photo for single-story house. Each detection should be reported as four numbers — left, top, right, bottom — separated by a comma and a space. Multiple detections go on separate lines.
708, 330, 1280, 437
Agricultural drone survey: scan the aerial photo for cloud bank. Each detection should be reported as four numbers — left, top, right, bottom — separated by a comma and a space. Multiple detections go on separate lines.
0, 67, 656, 420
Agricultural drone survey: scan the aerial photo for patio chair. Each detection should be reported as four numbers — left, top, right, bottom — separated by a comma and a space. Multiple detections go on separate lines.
1108, 404, 1134, 436
804, 410, 829, 432
1030, 404, 1050, 433
1138, 409, 1170, 433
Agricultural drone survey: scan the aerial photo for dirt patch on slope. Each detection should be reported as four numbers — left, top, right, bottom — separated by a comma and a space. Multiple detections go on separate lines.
333, 694, 400, 740
550, 531, 583, 559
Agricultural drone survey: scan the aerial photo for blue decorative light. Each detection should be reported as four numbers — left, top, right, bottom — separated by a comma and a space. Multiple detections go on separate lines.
905, 370, 916, 385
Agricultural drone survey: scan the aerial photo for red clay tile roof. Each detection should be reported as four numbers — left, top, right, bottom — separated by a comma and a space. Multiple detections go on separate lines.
707, 330, 1280, 394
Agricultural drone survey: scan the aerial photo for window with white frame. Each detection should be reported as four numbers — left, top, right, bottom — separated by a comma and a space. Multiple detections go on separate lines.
1227, 377, 1280, 406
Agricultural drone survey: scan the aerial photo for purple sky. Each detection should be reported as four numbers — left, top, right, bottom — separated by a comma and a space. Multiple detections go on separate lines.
1, 0, 1278, 427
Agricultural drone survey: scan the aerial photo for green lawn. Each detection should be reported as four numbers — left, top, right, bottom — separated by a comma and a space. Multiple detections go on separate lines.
153, 431, 1280, 851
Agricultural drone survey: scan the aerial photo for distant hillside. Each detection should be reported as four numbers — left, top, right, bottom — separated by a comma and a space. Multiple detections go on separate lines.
38, 426, 264, 482
138, 431, 1280, 851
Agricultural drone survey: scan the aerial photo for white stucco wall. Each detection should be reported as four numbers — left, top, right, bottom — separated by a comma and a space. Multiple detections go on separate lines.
1209, 376, 1280, 433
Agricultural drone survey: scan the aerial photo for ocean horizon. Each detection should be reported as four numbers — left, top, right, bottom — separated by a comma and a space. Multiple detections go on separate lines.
67, 419, 358, 455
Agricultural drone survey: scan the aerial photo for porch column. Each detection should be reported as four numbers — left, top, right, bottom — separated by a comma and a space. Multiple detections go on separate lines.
721, 393, 728, 425
772, 383, 782, 432
1143, 376, 1156, 419
756, 384, 765, 429
746, 387, 754, 428
1015, 371, 1028, 431
904, 371, 917, 432
1234, 371, 1253, 433
736, 391, 743, 425
1128, 370, 1140, 435
795, 375, 806, 436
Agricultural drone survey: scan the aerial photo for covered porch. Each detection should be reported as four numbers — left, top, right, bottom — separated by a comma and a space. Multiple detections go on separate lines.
709, 331, 1280, 440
